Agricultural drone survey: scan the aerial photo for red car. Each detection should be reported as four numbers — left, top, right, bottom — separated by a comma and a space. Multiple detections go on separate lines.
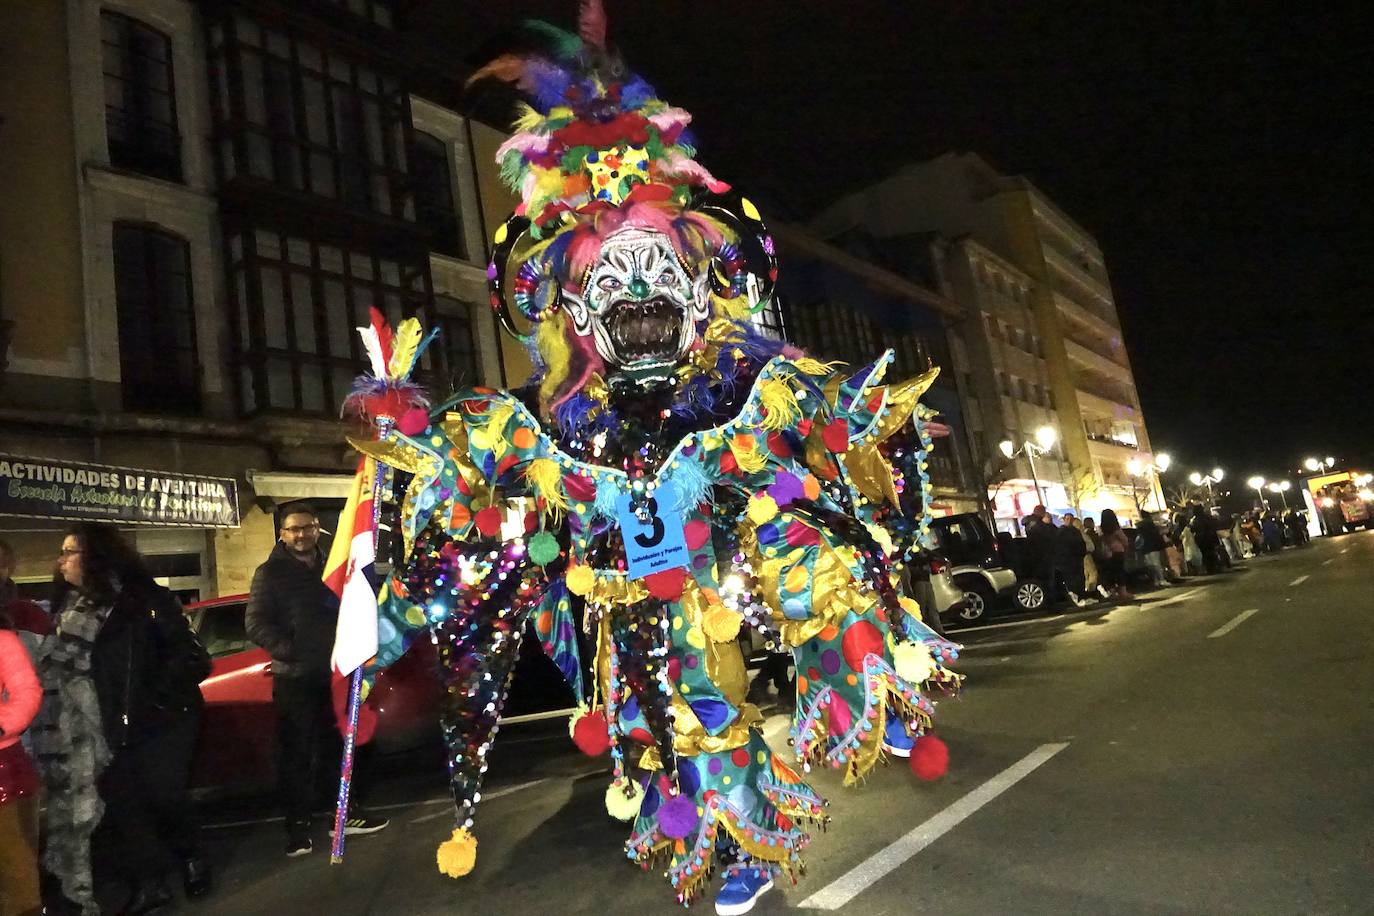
185, 594, 573, 791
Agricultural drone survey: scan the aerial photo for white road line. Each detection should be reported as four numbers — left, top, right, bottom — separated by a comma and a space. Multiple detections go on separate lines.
796, 742, 1070, 910
1341, 548, 1349, 555
1149, 587, 1202, 608
410, 778, 549, 824
1322, 558, 1335, 566
1208, 609, 1260, 639
1288, 575, 1310, 587
960, 605, 1110, 633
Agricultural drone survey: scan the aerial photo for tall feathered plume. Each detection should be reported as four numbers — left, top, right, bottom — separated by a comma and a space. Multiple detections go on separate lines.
342, 307, 437, 431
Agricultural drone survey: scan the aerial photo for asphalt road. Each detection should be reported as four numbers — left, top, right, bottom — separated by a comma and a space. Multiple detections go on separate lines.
183, 531, 1374, 916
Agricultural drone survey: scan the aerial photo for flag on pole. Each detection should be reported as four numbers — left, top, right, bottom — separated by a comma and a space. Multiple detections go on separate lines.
326, 456, 380, 676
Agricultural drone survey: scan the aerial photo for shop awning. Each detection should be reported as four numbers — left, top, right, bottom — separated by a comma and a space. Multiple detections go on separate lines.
247, 470, 356, 501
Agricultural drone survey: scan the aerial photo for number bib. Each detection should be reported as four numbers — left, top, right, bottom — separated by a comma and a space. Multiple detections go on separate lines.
614, 481, 691, 580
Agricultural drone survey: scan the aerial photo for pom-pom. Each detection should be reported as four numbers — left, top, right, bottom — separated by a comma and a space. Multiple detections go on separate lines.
909, 735, 949, 781
747, 494, 779, 525
656, 793, 699, 839
436, 827, 477, 878
605, 779, 644, 822
528, 530, 561, 566
644, 567, 688, 600
396, 407, 429, 435
892, 640, 937, 684
701, 605, 743, 643
474, 506, 503, 536
566, 564, 595, 596
570, 708, 610, 756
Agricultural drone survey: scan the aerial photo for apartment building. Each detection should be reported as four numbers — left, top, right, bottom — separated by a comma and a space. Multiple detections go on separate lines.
0, 0, 515, 598
812, 152, 1164, 523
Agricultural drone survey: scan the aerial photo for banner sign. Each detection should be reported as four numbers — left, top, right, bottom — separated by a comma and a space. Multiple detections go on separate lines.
0, 454, 239, 528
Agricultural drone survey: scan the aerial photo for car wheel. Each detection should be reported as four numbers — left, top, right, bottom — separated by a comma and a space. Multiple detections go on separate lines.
1015, 580, 1047, 612
953, 576, 995, 625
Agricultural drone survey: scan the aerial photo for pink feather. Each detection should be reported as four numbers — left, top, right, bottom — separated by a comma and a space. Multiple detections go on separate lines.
578, 0, 607, 51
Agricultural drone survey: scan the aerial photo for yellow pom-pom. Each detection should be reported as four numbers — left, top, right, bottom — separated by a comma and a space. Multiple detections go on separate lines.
892, 640, 937, 684
436, 827, 477, 878
747, 494, 779, 525
566, 564, 595, 596
701, 604, 743, 643
605, 779, 644, 822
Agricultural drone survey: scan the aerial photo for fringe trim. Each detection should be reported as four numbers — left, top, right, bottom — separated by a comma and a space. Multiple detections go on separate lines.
791, 655, 937, 786
625, 790, 811, 906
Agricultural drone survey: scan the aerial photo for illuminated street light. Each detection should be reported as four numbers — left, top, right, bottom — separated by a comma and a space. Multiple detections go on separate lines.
1189, 469, 1224, 509
1248, 476, 1267, 510
1000, 426, 1060, 508
1188, 471, 1202, 486
1304, 457, 1322, 473
1325, 457, 1335, 468
1155, 452, 1172, 472
1266, 480, 1291, 509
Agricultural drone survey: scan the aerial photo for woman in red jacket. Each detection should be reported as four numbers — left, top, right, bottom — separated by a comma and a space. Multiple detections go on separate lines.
0, 604, 43, 916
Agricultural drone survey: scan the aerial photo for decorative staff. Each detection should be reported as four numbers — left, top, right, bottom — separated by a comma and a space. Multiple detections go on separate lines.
325, 307, 436, 863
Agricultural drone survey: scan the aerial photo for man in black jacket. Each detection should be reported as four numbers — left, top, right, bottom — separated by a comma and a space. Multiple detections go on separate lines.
247, 504, 387, 857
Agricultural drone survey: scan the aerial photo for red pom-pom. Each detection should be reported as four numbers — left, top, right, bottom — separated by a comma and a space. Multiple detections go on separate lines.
644, 567, 688, 600
910, 735, 949, 781
396, 407, 429, 435
571, 710, 610, 756
474, 506, 503, 536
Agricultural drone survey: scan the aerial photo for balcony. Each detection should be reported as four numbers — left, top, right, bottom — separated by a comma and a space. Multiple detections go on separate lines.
1043, 246, 1114, 309
1053, 290, 1119, 343
1076, 388, 1138, 423
1064, 337, 1134, 384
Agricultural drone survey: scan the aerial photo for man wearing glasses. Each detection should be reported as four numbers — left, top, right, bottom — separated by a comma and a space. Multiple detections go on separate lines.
247, 503, 387, 857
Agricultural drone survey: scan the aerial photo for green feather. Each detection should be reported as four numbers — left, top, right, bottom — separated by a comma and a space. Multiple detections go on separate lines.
500, 149, 526, 192
522, 20, 583, 60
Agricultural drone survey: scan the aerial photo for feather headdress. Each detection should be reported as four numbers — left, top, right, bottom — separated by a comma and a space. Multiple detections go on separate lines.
342, 307, 437, 427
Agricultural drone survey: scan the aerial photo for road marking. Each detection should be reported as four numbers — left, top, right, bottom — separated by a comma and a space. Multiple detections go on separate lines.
410, 778, 549, 824
1322, 558, 1335, 566
796, 742, 1070, 910
1208, 609, 1260, 638
959, 605, 1109, 632
1341, 548, 1349, 555
1149, 587, 1202, 608
1288, 575, 1309, 587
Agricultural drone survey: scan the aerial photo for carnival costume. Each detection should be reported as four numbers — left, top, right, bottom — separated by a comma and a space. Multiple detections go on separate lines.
344, 2, 962, 908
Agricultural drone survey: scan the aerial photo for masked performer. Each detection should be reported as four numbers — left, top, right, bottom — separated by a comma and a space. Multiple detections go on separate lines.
346, 4, 961, 913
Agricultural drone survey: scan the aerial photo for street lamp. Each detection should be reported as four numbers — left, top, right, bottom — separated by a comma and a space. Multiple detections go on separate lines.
1189, 468, 1224, 508
1000, 425, 1058, 508
1305, 456, 1336, 473
1155, 452, 1172, 472
1247, 475, 1267, 510
1266, 480, 1291, 510
1127, 458, 1167, 512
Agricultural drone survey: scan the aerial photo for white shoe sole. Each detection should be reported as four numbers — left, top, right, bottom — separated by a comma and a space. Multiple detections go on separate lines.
286, 847, 312, 858
882, 742, 912, 758
716, 879, 774, 916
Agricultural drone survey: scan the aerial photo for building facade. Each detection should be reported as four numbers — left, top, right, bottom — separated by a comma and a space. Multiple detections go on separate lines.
771, 225, 983, 518
812, 152, 1164, 525
0, 0, 516, 600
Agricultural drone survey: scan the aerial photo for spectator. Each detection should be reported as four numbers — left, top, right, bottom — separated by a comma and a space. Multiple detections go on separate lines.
1135, 513, 1169, 588
1056, 515, 1090, 606
1098, 509, 1132, 600
0, 602, 43, 916
1081, 517, 1106, 597
1261, 512, 1284, 554
247, 504, 389, 858
1024, 507, 1060, 600
0, 540, 51, 636
34, 523, 212, 916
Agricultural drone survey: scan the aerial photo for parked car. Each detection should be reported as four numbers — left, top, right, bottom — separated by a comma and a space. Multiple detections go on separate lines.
904, 551, 966, 633
930, 513, 1024, 623
185, 593, 573, 792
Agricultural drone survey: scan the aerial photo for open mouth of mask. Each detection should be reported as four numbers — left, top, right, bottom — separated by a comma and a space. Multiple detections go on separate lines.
601, 296, 687, 366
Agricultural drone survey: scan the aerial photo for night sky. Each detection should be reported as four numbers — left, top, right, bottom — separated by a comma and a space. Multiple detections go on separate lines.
418, 2, 1374, 482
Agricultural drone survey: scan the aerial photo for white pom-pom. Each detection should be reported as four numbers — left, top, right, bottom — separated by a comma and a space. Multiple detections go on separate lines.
892, 640, 937, 684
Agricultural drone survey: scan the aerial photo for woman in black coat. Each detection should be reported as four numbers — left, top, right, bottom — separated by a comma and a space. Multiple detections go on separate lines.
39, 523, 212, 915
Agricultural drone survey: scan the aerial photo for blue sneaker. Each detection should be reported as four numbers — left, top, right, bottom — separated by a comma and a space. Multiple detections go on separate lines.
715, 866, 774, 915
882, 712, 914, 758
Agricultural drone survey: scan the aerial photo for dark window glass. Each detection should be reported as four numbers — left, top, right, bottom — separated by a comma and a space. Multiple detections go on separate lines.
207, 18, 410, 218
433, 296, 479, 388
231, 229, 431, 416
412, 132, 464, 258
144, 553, 204, 578
101, 12, 182, 181
193, 602, 251, 658
113, 223, 201, 413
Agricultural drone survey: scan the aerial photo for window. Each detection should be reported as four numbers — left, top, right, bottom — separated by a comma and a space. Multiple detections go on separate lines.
101, 11, 182, 181
191, 602, 252, 659
433, 296, 480, 387
208, 17, 411, 218
229, 227, 435, 415
412, 132, 464, 258
113, 223, 200, 413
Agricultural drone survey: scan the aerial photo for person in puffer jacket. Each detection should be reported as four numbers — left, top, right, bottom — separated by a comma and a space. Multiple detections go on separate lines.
0, 602, 43, 916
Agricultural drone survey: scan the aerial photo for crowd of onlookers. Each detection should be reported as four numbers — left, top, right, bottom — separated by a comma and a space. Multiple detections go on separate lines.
1005, 501, 1314, 608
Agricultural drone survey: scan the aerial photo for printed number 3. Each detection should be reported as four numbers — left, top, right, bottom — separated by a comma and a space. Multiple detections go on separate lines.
633, 497, 666, 548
